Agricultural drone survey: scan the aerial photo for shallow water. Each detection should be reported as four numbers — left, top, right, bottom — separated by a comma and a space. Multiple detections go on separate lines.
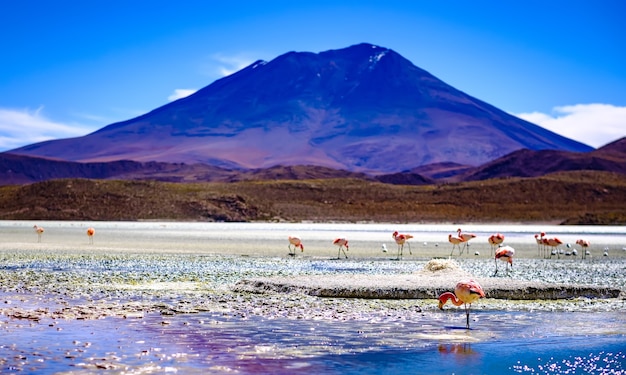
1, 221, 625, 373
1, 310, 625, 374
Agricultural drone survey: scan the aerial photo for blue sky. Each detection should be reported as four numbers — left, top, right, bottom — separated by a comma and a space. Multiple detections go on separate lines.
1, 0, 625, 151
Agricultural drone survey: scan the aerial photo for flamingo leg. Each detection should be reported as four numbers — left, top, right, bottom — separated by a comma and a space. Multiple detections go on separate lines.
341, 246, 348, 259
465, 304, 470, 329
449, 244, 458, 256
407, 242, 412, 255
493, 258, 499, 276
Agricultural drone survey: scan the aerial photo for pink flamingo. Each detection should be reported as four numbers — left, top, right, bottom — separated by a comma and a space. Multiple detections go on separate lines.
576, 239, 590, 260
545, 237, 563, 258
333, 237, 349, 259
438, 279, 486, 329
494, 245, 515, 275
457, 228, 477, 255
488, 233, 505, 255
87, 227, 95, 244
392, 231, 414, 259
33, 225, 44, 242
448, 234, 464, 256
288, 235, 304, 255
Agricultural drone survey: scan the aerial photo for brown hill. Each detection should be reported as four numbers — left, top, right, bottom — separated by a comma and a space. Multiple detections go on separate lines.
0, 152, 451, 187
227, 165, 374, 182
3, 136, 625, 187
459, 137, 626, 182
1, 171, 624, 224
0, 152, 237, 185
409, 162, 475, 180
593, 137, 626, 160
0, 153, 378, 186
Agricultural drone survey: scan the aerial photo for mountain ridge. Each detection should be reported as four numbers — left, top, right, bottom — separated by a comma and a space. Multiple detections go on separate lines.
1, 136, 623, 186
8, 43, 592, 173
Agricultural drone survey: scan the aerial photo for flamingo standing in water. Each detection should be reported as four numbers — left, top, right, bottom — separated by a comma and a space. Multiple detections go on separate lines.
438, 279, 486, 329
288, 236, 304, 256
333, 237, 349, 259
494, 245, 515, 275
33, 225, 44, 242
576, 239, 590, 260
87, 227, 95, 244
457, 228, 476, 255
392, 231, 413, 260
448, 233, 464, 256
488, 233, 505, 255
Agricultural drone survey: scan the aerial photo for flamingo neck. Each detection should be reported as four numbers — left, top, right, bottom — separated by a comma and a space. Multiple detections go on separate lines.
439, 292, 464, 307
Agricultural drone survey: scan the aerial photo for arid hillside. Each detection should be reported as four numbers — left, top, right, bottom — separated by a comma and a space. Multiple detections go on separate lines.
1, 171, 624, 224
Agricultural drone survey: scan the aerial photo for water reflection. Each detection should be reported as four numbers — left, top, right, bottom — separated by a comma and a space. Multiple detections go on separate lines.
1, 308, 625, 374
438, 343, 476, 356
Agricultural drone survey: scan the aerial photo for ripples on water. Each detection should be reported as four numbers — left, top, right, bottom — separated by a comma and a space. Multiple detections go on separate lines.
1, 311, 625, 374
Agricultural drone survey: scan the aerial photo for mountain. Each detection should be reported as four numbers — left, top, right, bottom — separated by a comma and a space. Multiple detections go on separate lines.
0, 153, 377, 186
2, 137, 623, 187
0, 153, 233, 185
9, 43, 593, 173
459, 136, 626, 181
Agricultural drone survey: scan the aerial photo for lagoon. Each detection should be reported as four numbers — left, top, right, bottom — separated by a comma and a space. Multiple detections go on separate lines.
0, 221, 625, 374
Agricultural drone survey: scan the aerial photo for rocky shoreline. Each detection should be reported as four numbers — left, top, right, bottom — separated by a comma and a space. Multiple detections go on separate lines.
234, 259, 624, 299
2, 257, 624, 325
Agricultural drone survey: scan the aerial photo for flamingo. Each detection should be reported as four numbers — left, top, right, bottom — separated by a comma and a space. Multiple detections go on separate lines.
534, 232, 546, 257
545, 237, 563, 258
333, 237, 349, 259
448, 234, 464, 256
87, 227, 95, 244
494, 245, 515, 275
457, 228, 476, 255
488, 233, 505, 255
33, 225, 44, 242
392, 231, 413, 260
576, 239, 590, 260
438, 279, 486, 329
287, 235, 304, 256
541, 237, 551, 257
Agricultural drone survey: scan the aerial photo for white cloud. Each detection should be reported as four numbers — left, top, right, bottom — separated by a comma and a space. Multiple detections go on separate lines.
168, 89, 197, 101
212, 53, 255, 77
0, 107, 98, 151
515, 104, 626, 148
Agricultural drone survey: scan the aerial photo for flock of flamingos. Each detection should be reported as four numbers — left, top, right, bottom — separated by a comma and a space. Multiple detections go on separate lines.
288, 228, 594, 265
31, 224, 596, 329
287, 228, 595, 329
31, 224, 593, 264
